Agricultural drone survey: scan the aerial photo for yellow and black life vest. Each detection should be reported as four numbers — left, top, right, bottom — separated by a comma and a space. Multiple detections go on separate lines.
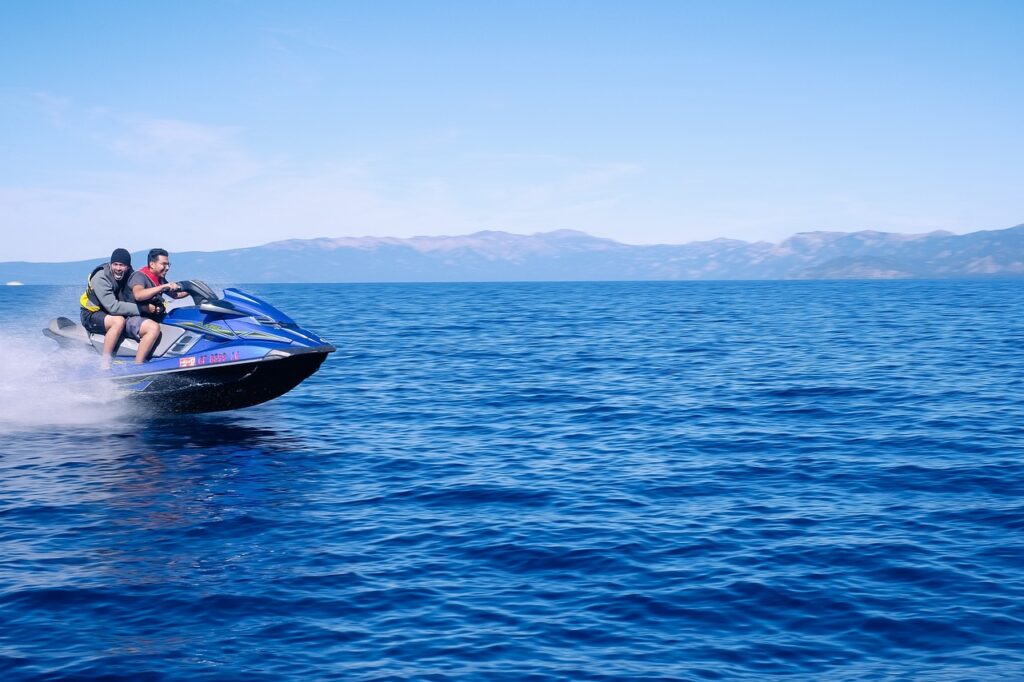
79, 265, 106, 312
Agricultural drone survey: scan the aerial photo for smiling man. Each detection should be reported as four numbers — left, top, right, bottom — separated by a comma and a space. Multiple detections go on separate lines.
79, 248, 150, 369
126, 248, 188, 363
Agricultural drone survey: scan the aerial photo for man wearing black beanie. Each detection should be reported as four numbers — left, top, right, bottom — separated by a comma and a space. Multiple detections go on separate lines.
79, 248, 154, 369
110, 247, 132, 267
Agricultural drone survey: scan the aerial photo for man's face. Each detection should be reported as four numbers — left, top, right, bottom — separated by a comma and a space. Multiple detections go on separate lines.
150, 255, 170, 278
111, 262, 129, 280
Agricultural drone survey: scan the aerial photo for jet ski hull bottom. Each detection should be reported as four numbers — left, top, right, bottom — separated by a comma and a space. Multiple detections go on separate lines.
117, 351, 329, 414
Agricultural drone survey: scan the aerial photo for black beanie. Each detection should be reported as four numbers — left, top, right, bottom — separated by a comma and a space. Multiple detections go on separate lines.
110, 248, 132, 266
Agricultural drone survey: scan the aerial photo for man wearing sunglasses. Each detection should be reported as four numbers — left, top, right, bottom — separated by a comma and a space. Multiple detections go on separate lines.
126, 248, 189, 363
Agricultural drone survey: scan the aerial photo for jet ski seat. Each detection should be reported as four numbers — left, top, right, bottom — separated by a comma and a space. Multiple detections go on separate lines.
44, 317, 187, 358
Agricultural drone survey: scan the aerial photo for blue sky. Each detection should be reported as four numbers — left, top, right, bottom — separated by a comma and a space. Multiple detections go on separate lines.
2, 0, 1022, 262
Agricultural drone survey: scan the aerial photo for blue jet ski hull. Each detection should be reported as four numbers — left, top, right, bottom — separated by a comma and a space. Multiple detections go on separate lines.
113, 349, 330, 413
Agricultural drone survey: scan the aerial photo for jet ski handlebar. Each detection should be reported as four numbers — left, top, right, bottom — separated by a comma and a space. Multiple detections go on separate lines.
175, 280, 252, 317
176, 280, 220, 305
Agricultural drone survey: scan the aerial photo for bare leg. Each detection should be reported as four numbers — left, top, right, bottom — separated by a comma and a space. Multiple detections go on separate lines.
101, 315, 126, 369
135, 319, 161, 364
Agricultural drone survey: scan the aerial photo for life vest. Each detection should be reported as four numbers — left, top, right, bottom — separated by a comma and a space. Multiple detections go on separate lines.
79, 265, 106, 312
137, 265, 167, 319
139, 266, 161, 286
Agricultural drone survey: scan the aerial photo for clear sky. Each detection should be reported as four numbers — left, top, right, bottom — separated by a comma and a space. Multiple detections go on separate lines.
2, 0, 1022, 262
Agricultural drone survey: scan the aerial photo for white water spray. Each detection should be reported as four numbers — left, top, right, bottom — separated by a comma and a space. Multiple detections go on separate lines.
0, 331, 131, 433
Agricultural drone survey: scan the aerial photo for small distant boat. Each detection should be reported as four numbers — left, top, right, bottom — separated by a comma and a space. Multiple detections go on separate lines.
5, 281, 24, 286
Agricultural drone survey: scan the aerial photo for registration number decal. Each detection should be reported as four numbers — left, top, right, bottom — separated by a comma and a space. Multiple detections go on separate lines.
180, 351, 242, 368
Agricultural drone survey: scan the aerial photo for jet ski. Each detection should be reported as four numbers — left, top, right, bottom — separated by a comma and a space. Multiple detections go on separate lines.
43, 281, 334, 414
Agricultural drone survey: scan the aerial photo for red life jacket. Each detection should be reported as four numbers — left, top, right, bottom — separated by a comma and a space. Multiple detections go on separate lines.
139, 266, 163, 286
138, 266, 167, 320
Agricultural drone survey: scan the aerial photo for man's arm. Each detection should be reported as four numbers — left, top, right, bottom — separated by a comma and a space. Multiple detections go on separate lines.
132, 281, 176, 302
92, 274, 144, 316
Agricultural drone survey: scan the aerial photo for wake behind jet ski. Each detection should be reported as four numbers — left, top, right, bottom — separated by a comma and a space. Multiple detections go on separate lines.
44, 281, 334, 413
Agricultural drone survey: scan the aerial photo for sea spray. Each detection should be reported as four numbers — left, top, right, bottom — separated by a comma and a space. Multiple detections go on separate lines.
0, 332, 130, 432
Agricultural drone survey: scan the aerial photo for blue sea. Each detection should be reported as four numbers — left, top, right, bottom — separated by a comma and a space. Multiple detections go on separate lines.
1, 280, 1022, 680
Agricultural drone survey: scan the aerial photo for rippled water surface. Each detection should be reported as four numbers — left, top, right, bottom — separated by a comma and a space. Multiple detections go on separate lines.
1, 281, 1022, 680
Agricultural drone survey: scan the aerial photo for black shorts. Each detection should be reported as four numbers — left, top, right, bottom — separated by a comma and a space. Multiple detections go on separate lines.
80, 310, 146, 340
81, 309, 108, 335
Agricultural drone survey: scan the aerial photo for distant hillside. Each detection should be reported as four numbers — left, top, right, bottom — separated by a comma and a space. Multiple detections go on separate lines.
3, 224, 1024, 285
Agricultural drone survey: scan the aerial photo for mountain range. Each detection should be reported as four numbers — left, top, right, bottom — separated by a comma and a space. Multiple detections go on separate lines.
3, 224, 1024, 285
